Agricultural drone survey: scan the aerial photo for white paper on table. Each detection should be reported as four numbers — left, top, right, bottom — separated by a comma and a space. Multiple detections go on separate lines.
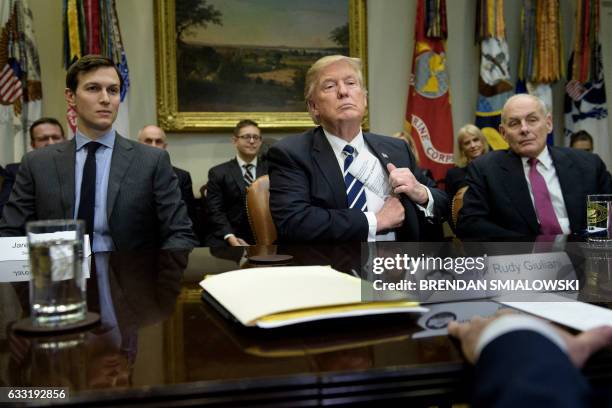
496, 292, 612, 331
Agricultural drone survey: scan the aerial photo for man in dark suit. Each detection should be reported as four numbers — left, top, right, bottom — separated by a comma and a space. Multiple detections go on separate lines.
457, 94, 612, 239
137, 124, 197, 228
0, 117, 66, 216
448, 312, 612, 407
268, 55, 447, 243
207, 119, 268, 246
0, 55, 197, 251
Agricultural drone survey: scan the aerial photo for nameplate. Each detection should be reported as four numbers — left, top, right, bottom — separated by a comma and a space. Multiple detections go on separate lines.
0, 235, 92, 262
0, 257, 91, 282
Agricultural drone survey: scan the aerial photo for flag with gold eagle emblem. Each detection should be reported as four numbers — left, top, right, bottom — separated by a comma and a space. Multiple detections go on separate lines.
404, 0, 454, 184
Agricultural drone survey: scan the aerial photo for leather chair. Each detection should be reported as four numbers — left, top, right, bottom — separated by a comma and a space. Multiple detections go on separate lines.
451, 185, 468, 228
246, 175, 277, 245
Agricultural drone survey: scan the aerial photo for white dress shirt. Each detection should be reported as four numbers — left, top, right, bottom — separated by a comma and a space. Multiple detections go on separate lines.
323, 129, 434, 241
521, 148, 570, 234
475, 314, 567, 361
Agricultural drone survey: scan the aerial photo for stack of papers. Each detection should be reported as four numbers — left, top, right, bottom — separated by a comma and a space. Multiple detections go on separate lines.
200, 265, 427, 329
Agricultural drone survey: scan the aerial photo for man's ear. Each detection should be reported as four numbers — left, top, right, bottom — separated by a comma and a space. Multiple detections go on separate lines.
499, 124, 508, 142
545, 113, 553, 134
64, 88, 75, 107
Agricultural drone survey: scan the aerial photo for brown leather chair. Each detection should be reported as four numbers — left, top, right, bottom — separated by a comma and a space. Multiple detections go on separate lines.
451, 185, 468, 228
246, 175, 277, 245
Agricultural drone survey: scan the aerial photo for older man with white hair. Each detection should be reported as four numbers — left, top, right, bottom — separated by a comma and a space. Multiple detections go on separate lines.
268, 55, 448, 243
457, 93, 612, 239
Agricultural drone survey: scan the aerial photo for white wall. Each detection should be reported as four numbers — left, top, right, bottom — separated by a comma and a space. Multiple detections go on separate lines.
23, 0, 612, 190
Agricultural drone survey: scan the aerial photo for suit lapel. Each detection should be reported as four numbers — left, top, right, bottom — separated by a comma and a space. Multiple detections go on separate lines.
256, 159, 267, 178
312, 127, 346, 208
550, 147, 581, 231
54, 139, 76, 218
107, 135, 134, 219
363, 133, 393, 171
500, 151, 540, 233
229, 158, 247, 193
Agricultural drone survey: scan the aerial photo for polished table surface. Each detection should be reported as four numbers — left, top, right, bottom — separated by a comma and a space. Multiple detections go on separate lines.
1, 242, 612, 407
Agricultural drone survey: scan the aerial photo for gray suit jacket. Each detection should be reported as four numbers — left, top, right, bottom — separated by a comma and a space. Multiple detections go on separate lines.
0, 135, 198, 250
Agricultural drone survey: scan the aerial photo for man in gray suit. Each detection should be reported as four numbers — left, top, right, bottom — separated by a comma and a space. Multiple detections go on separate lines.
0, 55, 197, 251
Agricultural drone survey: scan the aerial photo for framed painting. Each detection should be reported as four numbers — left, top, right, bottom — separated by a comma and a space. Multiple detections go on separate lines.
154, 0, 368, 132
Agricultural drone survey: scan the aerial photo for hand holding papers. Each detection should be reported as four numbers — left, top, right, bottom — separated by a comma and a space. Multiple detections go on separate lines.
200, 266, 426, 329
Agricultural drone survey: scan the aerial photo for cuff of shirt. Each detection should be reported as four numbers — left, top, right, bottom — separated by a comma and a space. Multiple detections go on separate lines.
365, 211, 377, 242
474, 314, 567, 361
223, 233, 235, 241
415, 186, 434, 216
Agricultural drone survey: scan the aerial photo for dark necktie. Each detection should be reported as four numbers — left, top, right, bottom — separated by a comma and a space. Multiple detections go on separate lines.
78, 142, 101, 240
528, 158, 562, 235
342, 145, 367, 211
243, 163, 254, 185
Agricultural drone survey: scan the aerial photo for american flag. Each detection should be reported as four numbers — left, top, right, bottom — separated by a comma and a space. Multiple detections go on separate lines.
0, 59, 22, 104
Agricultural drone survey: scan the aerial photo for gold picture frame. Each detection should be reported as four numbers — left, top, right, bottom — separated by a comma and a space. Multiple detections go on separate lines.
154, 0, 368, 132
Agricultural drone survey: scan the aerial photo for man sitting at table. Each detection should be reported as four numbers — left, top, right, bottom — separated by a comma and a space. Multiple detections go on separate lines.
267, 55, 448, 243
448, 312, 612, 406
0, 55, 197, 251
457, 94, 612, 239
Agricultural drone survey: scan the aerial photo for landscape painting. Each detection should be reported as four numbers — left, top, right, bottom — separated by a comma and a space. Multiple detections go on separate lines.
155, 0, 367, 131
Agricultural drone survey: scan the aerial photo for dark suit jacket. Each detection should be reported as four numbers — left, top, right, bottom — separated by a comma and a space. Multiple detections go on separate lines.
457, 147, 612, 239
0, 162, 19, 217
173, 166, 197, 226
267, 127, 448, 243
444, 166, 467, 199
473, 330, 592, 407
206, 158, 268, 246
0, 135, 198, 250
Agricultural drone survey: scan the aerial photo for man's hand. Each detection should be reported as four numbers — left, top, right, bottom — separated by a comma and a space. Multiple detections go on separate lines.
226, 236, 249, 246
387, 163, 428, 205
375, 196, 405, 232
448, 311, 612, 367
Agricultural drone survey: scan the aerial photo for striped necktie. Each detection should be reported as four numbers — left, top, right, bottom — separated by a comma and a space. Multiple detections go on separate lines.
342, 145, 367, 211
243, 163, 254, 185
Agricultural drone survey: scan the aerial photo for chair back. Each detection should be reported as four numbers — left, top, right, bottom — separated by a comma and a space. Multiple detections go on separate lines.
246, 175, 277, 245
451, 186, 468, 228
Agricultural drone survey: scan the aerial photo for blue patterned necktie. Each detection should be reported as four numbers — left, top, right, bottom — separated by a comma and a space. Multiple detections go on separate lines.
342, 145, 367, 211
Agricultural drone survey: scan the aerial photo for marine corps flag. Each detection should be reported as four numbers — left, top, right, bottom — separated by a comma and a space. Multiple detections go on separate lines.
405, 0, 454, 184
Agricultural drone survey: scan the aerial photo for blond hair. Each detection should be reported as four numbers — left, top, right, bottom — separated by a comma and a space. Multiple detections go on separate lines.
304, 55, 367, 124
457, 124, 488, 167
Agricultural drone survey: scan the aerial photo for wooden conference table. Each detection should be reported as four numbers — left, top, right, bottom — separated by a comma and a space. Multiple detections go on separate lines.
1, 242, 612, 407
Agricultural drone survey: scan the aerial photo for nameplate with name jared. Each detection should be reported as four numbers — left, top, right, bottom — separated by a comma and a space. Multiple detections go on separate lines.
0, 235, 92, 262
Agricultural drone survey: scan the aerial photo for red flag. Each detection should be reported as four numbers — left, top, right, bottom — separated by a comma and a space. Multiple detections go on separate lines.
405, 0, 454, 183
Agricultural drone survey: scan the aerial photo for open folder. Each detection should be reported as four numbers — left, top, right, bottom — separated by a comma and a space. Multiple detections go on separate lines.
200, 265, 427, 329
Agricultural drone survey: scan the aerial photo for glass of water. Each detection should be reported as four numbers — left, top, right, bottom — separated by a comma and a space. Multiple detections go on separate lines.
26, 219, 86, 327
587, 194, 612, 243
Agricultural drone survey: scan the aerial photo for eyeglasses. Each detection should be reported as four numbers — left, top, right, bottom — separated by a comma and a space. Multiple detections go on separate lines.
236, 134, 262, 141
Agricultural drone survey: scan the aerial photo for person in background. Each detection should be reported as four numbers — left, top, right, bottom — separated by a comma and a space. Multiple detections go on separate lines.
137, 125, 197, 232
0, 117, 66, 217
207, 119, 268, 247
448, 311, 612, 407
444, 124, 489, 199
570, 130, 594, 153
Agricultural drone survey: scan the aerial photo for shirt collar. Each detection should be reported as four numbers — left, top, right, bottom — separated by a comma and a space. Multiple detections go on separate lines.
521, 146, 553, 170
323, 128, 365, 157
75, 129, 116, 151
236, 155, 258, 168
